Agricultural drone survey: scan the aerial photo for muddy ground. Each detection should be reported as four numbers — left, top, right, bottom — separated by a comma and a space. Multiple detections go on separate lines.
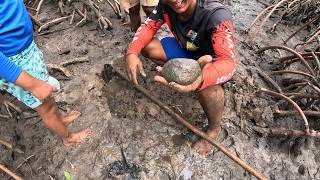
1, 0, 319, 179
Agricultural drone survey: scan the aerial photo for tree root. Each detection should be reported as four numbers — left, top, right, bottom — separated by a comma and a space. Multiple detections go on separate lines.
26, 0, 120, 33
38, 16, 71, 32
2, 101, 22, 118
47, 57, 90, 77
275, 110, 320, 117
247, 0, 319, 44
258, 45, 316, 76
260, 88, 310, 134
0, 163, 22, 180
253, 126, 320, 138
70, 0, 113, 32
0, 139, 13, 149
47, 64, 72, 77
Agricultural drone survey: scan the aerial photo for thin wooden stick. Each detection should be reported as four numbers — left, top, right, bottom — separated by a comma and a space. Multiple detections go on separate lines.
0, 139, 13, 149
0, 163, 22, 180
38, 16, 71, 32
35, 0, 44, 17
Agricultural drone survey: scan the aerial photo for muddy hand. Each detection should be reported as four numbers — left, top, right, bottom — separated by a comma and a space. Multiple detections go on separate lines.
154, 66, 203, 93
197, 55, 213, 68
126, 54, 146, 85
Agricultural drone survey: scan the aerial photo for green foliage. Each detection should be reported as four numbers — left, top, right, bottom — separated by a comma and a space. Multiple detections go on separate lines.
64, 171, 73, 180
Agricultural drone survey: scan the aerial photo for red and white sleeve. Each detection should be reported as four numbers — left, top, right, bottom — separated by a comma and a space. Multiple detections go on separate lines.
199, 20, 238, 91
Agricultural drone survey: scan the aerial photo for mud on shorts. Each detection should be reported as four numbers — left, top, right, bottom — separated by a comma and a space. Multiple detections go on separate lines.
0, 41, 60, 109
120, 0, 159, 10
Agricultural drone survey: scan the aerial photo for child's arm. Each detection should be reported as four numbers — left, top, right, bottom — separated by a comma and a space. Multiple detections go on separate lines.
0, 52, 22, 83
0, 52, 55, 101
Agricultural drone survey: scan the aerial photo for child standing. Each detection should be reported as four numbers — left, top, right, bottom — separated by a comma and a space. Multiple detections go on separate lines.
0, 0, 91, 146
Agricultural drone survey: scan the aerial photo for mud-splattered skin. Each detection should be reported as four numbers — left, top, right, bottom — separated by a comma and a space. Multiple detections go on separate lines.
162, 58, 201, 85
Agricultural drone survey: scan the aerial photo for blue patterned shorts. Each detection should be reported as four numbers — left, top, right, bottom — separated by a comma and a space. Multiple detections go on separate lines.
0, 41, 60, 109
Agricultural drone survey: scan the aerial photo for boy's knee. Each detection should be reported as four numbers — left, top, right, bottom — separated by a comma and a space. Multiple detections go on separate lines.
198, 85, 224, 99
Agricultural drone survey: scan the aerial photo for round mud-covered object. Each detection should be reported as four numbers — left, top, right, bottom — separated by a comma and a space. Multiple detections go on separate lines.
162, 58, 201, 85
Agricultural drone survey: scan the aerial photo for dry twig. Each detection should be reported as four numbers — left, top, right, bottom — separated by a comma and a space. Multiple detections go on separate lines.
0, 163, 22, 180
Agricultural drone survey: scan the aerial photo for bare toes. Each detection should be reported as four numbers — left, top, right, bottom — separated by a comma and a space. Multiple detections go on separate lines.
63, 129, 91, 146
62, 110, 81, 126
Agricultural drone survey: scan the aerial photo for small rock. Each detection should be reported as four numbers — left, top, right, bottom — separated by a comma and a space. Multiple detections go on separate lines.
162, 58, 201, 85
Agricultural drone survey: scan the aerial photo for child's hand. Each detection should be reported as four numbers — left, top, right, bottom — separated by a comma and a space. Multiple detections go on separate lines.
30, 80, 57, 102
15, 71, 56, 101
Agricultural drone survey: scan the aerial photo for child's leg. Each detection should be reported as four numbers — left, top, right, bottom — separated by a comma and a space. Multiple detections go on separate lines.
0, 41, 91, 146
35, 97, 91, 146
129, 4, 141, 32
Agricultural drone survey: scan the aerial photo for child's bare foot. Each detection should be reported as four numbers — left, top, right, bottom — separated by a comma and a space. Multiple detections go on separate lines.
192, 127, 221, 156
63, 129, 92, 146
62, 111, 81, 126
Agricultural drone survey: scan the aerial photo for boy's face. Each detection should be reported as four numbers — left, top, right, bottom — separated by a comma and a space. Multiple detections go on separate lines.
166, 0, 190, 14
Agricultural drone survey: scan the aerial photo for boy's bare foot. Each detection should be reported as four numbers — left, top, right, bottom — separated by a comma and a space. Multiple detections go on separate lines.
63, 129, 92, 146
192, 127, 221, 156
62, 111, 81, 126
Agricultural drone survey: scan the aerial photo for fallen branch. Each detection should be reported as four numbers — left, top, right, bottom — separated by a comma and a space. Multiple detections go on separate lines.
60, 57, 90, 67
38, 16, 71, 32
47, 64, 72, 77
0, 163, 22, 180
47, 57, 90, 77
0, 139, 13, 149
35, 0, 44, 17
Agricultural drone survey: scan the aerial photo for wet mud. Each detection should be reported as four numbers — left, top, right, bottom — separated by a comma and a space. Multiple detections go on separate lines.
1, 0, 320, 179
